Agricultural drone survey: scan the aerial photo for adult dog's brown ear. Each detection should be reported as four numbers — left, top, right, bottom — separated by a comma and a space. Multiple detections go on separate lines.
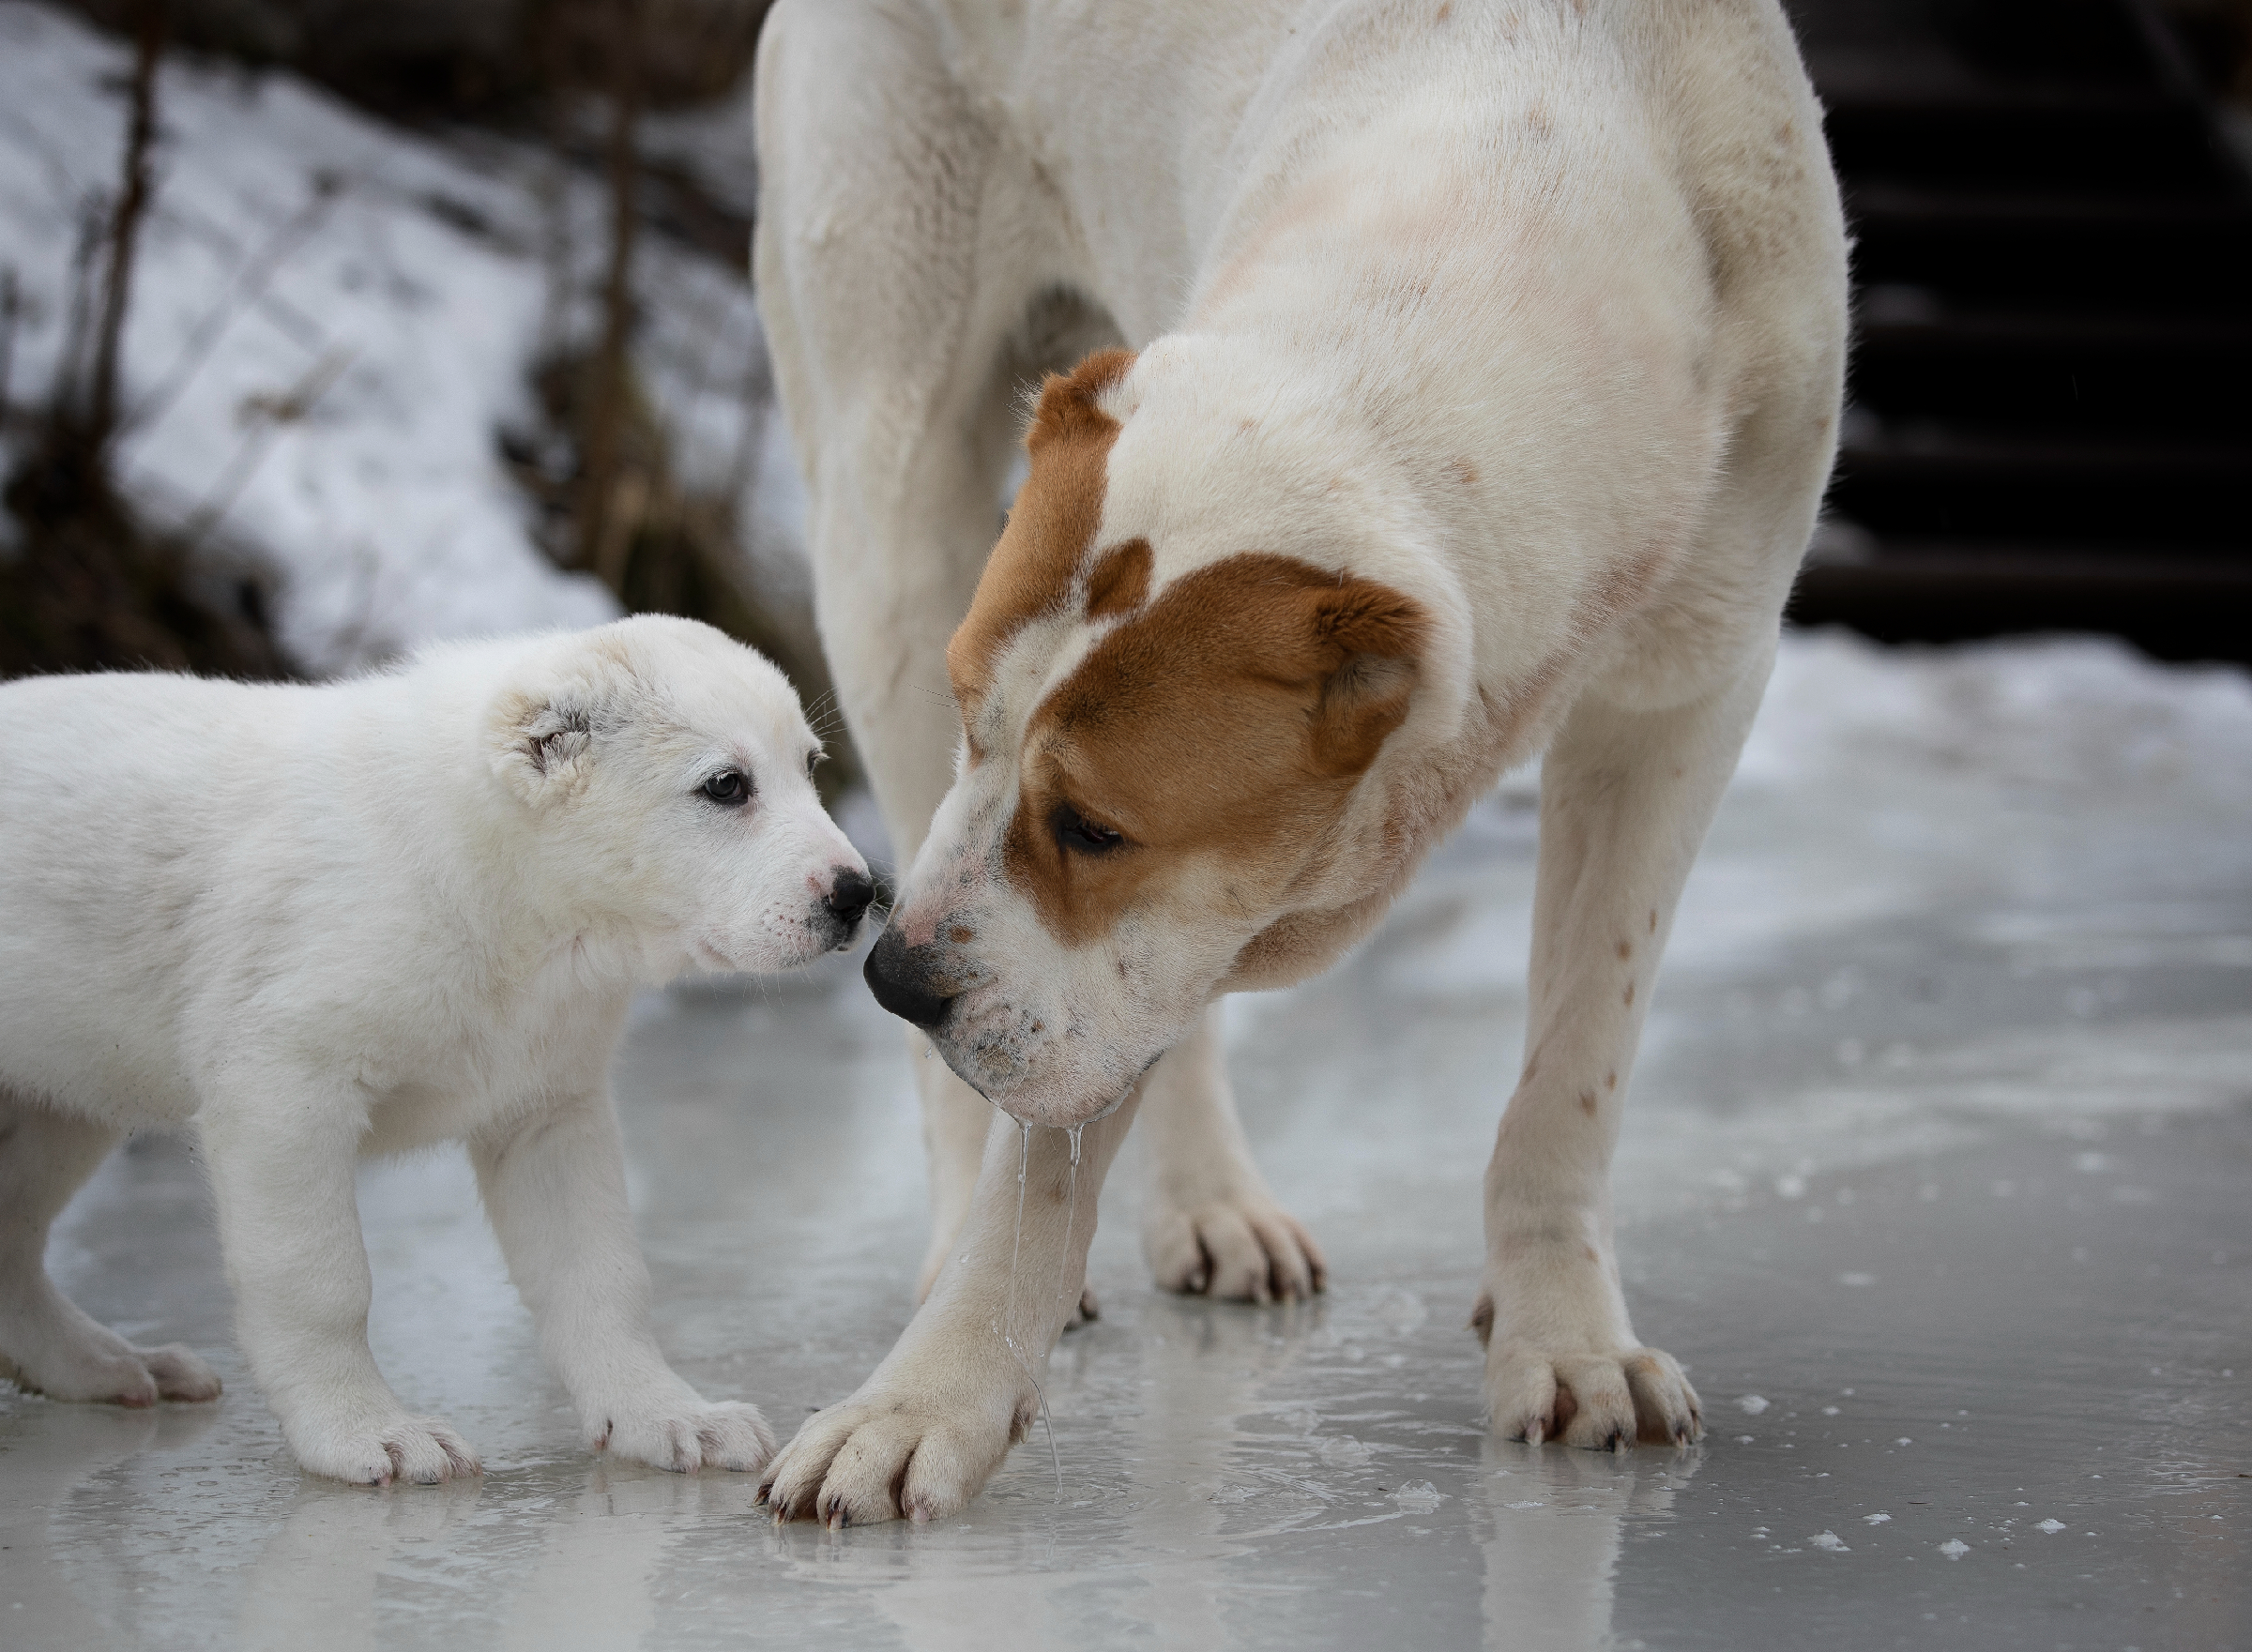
1300, 575, 1427, 777
487, 686, 597, 808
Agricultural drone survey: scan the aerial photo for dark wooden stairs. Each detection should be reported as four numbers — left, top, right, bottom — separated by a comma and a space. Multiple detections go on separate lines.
1783, 0, 2252, 662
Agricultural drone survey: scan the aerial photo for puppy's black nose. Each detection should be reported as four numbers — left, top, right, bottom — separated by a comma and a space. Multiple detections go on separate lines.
826, 867, 875, 928
863, 924, 956, 1029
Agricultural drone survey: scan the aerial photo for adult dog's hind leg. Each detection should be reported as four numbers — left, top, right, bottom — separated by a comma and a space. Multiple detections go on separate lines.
0, 1091, 221, 1405
1479, 645, 1775, 1450
757, 1, 1097, 1310
1140, 1008, 1326, 1304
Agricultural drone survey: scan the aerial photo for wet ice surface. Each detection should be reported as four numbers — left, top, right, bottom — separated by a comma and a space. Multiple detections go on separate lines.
4, 630, 2249, 1650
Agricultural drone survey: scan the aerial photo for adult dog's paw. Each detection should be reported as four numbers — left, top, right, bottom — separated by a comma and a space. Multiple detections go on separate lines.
293, 1414, 482, 1486
1475, 1299, 1700, 1450
758, 1381, 1030, 1527
1145, 1190, 1327, 1304
593, 1396, 777, 1475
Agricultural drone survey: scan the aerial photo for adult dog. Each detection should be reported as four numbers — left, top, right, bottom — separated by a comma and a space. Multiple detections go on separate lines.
754, 0, 1846, 1523
0, 616, 873, 1484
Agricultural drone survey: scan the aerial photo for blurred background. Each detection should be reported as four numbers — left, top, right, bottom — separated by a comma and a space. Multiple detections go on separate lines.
0, 0, 2245, 759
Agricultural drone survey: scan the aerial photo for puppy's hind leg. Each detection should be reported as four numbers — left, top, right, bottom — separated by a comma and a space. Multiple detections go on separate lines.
0, 1091, 221, 1405
472, 1089, 774, 1476
1141, 1008, 1326, 1305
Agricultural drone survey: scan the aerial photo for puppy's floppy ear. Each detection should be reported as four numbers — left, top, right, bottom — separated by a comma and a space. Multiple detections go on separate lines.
487, 684, 596, 807
1300, 575, 1427, 778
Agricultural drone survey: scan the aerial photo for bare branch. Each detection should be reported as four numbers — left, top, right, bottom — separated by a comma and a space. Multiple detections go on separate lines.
84, 0, 169, 453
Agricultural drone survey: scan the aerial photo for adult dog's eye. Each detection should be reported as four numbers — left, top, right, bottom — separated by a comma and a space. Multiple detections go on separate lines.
1054, 804, 1124, 855
700, 769, 753, 807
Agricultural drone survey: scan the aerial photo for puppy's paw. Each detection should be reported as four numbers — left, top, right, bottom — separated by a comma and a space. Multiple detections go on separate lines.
0, 1334, 221, 1406
138, 1342, 222, 1402
1478, 1310, 1700, 1451
1145, 1190, 1326, 1304
594, 1395, 777, 1475
759, 1381, 1027, 1528
293, 1414, 482, 1486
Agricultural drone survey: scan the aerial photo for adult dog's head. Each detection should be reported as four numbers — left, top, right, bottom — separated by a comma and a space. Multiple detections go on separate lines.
484, 614, 872, 979
867, 347, 1455, 1127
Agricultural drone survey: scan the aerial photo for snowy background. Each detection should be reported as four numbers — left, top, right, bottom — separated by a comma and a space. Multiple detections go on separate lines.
0, 0, 800, 675
2, 0, 2248, 815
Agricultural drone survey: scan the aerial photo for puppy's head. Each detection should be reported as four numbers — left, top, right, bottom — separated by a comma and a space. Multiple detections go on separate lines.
868, 349, 1432, 1126
485, 615, 871, 978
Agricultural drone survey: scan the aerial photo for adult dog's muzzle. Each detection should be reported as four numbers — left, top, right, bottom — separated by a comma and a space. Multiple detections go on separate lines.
862, 923, 957, 1028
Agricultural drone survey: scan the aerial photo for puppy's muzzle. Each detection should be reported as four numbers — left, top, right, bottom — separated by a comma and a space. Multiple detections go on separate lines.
818, 866, 876, 950
862, 924, 956, 1029
826, 868, 875, 927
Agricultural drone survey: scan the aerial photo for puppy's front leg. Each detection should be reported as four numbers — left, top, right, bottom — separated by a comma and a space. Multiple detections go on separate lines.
1480, 649, 1773, 1450
471, 1091, 774, 1475
762, 1091, 1143, 1526
199, 1087, 479, 1485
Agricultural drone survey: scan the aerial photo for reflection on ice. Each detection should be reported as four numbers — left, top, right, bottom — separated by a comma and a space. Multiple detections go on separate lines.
1478, 1441, 1699, 1652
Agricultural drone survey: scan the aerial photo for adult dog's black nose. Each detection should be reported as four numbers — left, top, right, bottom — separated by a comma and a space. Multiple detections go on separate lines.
863, 924, 956, 1028
826, 867, 875, 928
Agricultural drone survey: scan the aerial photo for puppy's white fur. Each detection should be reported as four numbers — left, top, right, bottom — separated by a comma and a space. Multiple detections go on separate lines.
755, 0, 1846, 1524
0, 615, 868, 1485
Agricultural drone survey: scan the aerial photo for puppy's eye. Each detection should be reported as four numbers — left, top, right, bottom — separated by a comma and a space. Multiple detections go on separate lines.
1054, 804, 1125, 856
700, 769, 753, 807
804, 749, 823, 781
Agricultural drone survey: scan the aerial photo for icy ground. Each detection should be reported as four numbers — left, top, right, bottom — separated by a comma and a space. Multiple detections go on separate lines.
2, 627, 2245, 1651
0, 1, 800, 674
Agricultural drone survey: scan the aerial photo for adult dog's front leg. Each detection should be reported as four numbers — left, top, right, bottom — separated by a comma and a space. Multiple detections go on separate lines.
1480, 650, 1773, 1450
471, 1093, 773, 1475
1141, 1008, 1325, 1304
762, 1093, 1142, 1526
200, 1084, 479, 1485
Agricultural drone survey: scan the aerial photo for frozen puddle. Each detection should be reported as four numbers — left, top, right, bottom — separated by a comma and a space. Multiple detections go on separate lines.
2, 635, 2247, 1652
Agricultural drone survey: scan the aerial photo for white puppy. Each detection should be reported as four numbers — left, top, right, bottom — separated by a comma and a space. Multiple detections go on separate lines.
754, 0, 1846, 1523
0, 614, 872, 1485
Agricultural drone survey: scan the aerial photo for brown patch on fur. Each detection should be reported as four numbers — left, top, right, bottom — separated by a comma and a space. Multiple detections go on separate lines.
947, 349, 1137, 715
1525, 102, 1554, 141
1001, 553, 1428, 946
1586, 546, 1666, 628
1578, 1090, 1597, 1115
1084, 538, 1152, 619
948, 926, 975, 945
1648, 909, 1658, 933
1449, 455, 1479, 487
1616, 940, 1632, 961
